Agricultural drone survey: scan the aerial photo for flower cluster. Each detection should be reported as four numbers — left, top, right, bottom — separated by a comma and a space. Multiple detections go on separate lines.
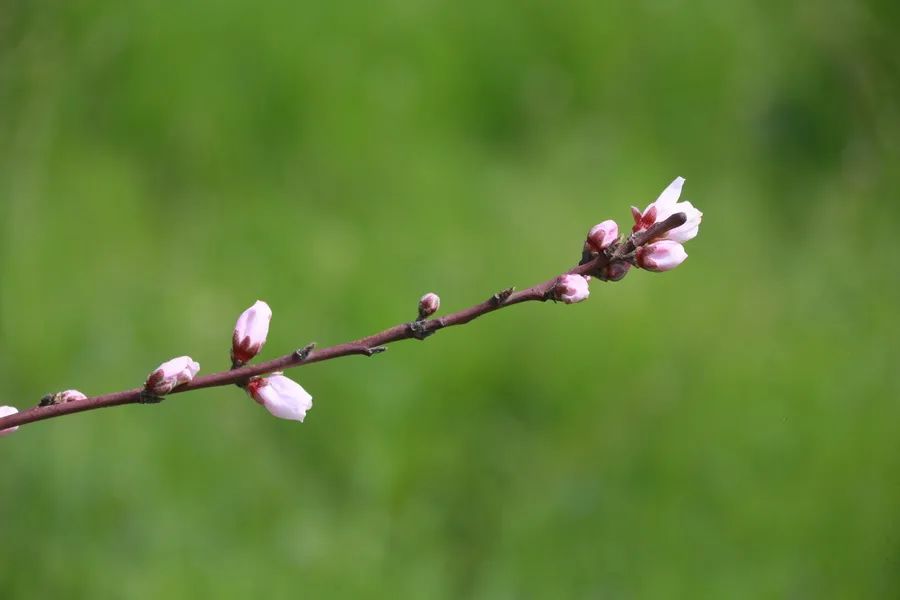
141, 300, 313, 420
555, 176, 702, 304
141, 300, 313, 421
1, 299, 314, 437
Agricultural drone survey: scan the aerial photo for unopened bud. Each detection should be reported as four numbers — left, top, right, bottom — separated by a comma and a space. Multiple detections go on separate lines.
636, 240, 688, 272
418, 292, 441, 319
0, 406, 19, 436
39, 389, 88, 407
602, 261, 631, 281
554, 274, 590, 304
231, 300, 273, 365
246, 373, 313, 422
145, 356, 200, 396
586, 220, 619, 252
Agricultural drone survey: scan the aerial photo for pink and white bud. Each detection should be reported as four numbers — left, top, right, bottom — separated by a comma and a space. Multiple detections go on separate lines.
0, 406, 19, 436
40, 389, 88, 406
586, 220, 619, 252
555, 274, 590, 304
636, 240, 688, 272
231, 300, 273, 365
418, 292, 441, 319
632, 177, 703, 243
59, 389, 87, 403
246, 373, 313, 422
145, 356, 200, 396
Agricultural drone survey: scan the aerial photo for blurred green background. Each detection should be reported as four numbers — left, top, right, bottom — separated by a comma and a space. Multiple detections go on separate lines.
2, 1, 899, 598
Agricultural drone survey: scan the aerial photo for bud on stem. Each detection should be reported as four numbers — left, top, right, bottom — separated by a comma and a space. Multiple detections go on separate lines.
246, 373, 313, 422
39, 390, 88, 407
418, 293, 441, 319
145, 356, 200, 396
586, 220, 619, 253
554, 274, 590, 304
231, 300, 273, 366
636, 240, 688, 272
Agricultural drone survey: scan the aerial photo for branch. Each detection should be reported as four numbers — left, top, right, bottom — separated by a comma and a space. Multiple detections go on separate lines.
0, 209, 692, 433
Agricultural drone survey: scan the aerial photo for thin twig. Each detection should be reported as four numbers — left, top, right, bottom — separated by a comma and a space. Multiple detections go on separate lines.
0, 214, 686, 432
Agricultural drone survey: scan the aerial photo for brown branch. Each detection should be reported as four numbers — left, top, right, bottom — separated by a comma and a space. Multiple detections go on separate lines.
0, 214, 686, 433
618, 212, 688, 256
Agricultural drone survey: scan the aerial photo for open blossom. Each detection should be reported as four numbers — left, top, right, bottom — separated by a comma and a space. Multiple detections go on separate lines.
555, 274, 590, 304
232, 300, 273, 365
636, 240, 688, 272
586, 220, 619, 252
632, 177, 702, 243
145, 356, 200, 396
0, 406, 19, 436
246, 374, 312, 422
418, 292, 441, 319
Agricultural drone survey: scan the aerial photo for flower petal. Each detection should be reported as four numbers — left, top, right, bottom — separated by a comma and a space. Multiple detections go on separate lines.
652, 176, 685, 210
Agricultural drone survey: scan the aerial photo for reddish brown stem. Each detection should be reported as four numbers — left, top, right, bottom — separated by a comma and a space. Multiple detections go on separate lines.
0, 214, 686, 433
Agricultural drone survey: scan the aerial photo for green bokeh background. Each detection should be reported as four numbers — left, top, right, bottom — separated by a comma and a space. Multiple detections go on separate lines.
2, 1, 899, 598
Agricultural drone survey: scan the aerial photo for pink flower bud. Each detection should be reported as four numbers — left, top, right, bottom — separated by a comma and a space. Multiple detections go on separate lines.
40, 389, 88, 406
0, 406, 19, 436
418, 292, 441, 319
246, 373, 312, 422
59, 389, 87, 403
145, 356, 200, 396
632, 177, 703, 243
555, 274, 590, 304
636, 240, 688, 272
231, 300, 273, 365
586, 220, 619, 252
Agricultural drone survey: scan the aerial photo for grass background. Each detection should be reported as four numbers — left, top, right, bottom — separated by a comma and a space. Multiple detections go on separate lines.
2, 1, 899, 597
